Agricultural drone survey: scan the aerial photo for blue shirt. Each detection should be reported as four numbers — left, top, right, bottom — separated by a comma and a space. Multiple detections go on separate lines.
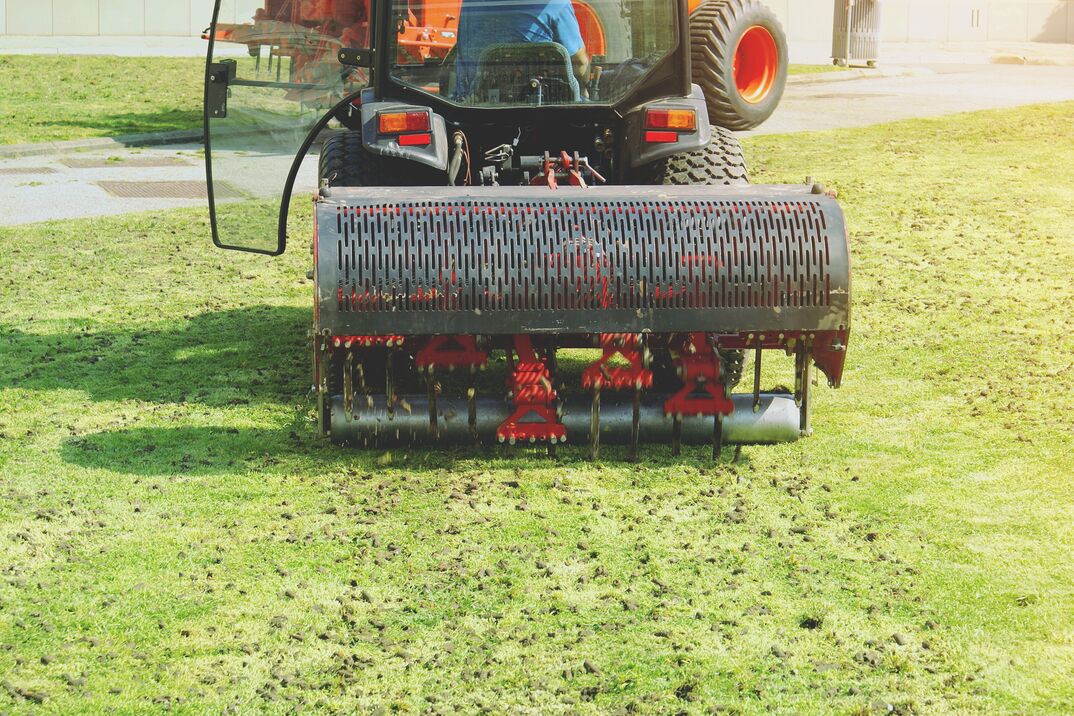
455, 0, 585, 98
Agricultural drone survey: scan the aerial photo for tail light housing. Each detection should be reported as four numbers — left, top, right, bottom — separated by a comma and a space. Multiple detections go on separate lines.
644, 108, 697, 143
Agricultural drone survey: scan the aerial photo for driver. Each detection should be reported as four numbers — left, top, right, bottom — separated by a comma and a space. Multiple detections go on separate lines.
455, 0, 591, 100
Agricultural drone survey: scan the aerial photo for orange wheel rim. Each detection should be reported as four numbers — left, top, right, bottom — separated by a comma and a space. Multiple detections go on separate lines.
571, 0, 607, 56
733, 25, 778, 104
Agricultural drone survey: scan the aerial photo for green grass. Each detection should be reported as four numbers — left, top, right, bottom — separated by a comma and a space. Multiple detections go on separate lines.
1, 103, 1073, 714
788, 64, 843, 76
0, 55, 203, 145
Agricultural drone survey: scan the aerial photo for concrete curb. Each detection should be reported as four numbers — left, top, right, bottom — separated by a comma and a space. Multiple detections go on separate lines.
0, 130, 203, 159
787, 65, 931, 86
990, 53, 1073, 66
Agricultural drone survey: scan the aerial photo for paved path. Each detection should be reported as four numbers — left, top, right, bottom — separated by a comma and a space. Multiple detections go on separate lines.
748, 63, 1074, 136
0, 143, 319, 226
2, 63, 1074, 226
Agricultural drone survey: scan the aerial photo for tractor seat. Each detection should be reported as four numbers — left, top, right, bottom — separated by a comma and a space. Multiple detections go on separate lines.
471, 42, 581, 105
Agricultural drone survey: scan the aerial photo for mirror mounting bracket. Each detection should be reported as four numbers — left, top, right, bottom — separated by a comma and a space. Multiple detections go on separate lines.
207, 59, 237, 118
338, 48, 374, 68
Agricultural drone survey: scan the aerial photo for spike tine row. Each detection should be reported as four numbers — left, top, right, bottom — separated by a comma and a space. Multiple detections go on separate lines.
328, 333, 761, 460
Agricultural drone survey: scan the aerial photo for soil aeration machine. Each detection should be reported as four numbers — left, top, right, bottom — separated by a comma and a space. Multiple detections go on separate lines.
203, 0, 851, 458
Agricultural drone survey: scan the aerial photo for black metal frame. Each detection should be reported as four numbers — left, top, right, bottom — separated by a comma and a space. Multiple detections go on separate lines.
205, 0, 696, 256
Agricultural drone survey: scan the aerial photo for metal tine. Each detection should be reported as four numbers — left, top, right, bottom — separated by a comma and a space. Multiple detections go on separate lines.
628, 386, 641, 462
427, 367, 439, 441
548, 346, 559, 458
794, 347, 805, 408
468, 368, 479, 445
590, 386, 601, 461
752, 346, 762, 413
713, 415, 724, 461
343, 351, 354, 422
800, 354, 813, 435
672, 415, 682, 456
386, 350, 395, 418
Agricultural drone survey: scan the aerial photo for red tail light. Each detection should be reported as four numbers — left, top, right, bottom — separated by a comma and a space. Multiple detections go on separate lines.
399, 133, 432, 147
645, 131, 679, 144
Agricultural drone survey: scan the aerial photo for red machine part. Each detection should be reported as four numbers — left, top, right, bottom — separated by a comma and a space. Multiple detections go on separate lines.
414, 335, 487, 371
332, 335, 404, 348
581, 334, 653, 391
715, 329, 850, 388
498, 336, 566, 445
664, 332, 735, 418
531, 151, 606, 189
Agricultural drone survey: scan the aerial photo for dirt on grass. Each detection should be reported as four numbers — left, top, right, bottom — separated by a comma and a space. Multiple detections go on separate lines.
0, 103, 1072, 713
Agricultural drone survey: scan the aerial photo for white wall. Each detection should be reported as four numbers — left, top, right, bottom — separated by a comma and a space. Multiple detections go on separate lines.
0, 0, 260, 36
2, 0, 1073, 42
879, 0, 1073, 42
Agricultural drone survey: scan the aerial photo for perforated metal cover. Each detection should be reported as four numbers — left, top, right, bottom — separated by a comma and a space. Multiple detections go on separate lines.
315, 186, 851, 336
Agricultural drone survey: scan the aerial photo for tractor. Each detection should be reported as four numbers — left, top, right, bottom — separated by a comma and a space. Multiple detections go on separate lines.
203, 0, 851, 459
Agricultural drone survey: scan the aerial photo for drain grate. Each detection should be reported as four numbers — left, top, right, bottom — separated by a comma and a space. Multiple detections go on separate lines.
63, 156, 192, 169
96, 180, 243, 199
0, 167, 58, 176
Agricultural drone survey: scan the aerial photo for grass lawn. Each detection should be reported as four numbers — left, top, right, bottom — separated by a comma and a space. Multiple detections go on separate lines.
1, 103, 1073, 714
0, 56, 204, 145
787, 64, 843, 76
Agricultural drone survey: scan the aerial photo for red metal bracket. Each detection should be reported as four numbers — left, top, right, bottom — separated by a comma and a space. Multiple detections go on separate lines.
530, 151, 606, 190
581, 334, 653, 391
663, 332, 735, 418
498, 336, 566, 444
414, 335, 488, 371
331, 335, 404, 349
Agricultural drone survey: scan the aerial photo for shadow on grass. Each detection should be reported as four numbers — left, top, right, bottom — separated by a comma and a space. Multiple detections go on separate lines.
60, 422, 753, 476
1, 306, 309, 409
3, 304, 755, 475
60, 425, 318, 477
44, 110, 202, 139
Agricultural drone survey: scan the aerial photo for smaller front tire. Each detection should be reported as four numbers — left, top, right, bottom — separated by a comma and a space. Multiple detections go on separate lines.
630, 125, 750, 187
318, 130, 444, 187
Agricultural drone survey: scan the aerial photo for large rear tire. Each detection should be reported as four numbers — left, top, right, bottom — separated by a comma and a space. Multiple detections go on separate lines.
690, 0, 788, 131
318, 130, 443, 187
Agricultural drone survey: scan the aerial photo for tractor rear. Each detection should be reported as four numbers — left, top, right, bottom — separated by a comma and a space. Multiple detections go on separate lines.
202, 0, 850, 458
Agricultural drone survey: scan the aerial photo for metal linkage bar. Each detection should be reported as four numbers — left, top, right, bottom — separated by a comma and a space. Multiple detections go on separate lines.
329, 393, 804, 447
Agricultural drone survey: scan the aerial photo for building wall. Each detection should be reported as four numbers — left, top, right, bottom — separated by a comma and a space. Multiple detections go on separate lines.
3, 0, 264, 36
761, 0, 1074, 43
2, 0, 1073, 42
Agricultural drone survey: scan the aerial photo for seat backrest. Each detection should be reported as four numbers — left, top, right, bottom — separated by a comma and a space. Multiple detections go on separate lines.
471, 42, 580, 105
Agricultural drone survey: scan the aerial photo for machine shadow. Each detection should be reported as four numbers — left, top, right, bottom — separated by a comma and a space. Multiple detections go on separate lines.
0, 305, 310, 409
46, 111, 203, 140
2, 305, 761, 475
59, 422, 747, 477
59, 425, 316, 477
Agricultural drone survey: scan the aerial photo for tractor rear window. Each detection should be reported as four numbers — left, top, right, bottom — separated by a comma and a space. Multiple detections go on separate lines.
389, 0, 678, 107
